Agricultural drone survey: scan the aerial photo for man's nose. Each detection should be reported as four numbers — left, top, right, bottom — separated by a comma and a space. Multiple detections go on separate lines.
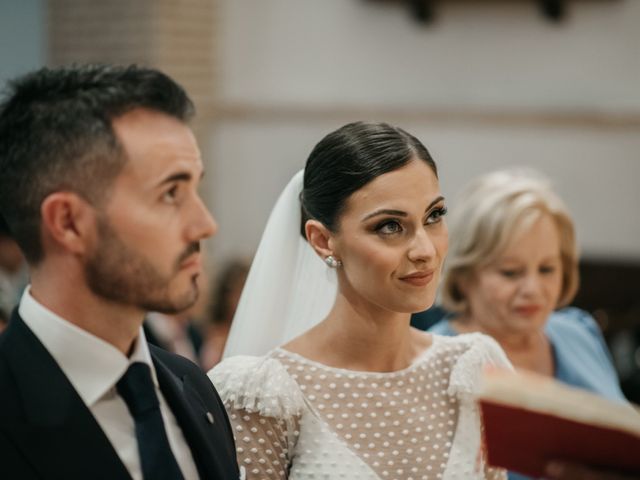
188, 195, 218, 241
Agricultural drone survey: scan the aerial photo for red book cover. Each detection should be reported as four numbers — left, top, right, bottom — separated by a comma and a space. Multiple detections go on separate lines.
477, 370, 640, 478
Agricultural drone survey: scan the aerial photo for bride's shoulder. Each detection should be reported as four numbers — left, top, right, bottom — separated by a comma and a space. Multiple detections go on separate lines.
431, 331, 507, 358
429, 333, 512, 396
413, 329, 505, 361
207, 352, 305, 419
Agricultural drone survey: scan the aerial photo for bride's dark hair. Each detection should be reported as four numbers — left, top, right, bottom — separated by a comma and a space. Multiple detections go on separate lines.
300, 121, 437, 238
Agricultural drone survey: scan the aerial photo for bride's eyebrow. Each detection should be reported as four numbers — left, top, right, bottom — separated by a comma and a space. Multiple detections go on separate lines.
361, 209, 407, 222
361, 196, 445, 222
427, 196, 445, 209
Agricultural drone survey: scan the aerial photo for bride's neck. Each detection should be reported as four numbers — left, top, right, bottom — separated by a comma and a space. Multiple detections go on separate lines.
283, 293, 429, 372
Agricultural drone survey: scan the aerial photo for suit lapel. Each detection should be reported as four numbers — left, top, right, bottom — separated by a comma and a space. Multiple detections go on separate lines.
152, 351, 233, 479
2, 314, 132, 480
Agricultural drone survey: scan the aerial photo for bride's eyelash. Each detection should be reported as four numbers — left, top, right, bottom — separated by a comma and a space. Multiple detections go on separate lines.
374, 219, 403, 235
426, 206, 447, 224
370, 205, 447, 234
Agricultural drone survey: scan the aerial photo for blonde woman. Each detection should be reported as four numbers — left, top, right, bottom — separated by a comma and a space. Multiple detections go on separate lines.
429, 169, 626, 480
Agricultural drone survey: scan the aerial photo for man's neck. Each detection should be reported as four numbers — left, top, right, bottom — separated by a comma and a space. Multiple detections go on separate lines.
29, 272, 144, 356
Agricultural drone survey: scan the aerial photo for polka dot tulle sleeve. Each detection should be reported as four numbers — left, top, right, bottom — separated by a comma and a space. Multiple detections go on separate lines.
229, 409, 298, 479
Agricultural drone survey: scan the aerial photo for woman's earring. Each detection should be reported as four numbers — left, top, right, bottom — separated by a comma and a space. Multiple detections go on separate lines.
324, 255, 342, 268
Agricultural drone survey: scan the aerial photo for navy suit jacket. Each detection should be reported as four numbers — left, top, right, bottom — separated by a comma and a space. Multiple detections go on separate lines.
0, 311, 239, 479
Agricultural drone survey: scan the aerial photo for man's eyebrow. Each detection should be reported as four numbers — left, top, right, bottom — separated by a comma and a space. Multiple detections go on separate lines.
159, 172, 192, 185
361, 196, 445, 222
158, 169, 205, 186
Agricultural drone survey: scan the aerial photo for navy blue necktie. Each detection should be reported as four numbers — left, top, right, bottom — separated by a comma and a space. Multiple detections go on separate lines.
117, 362, 185, 480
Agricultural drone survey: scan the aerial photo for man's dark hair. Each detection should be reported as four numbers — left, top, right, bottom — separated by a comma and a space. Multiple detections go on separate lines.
0, 64, 194, 264
300, 121, 437, 238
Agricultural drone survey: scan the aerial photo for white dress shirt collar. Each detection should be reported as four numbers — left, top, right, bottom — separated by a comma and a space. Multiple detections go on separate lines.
18, 286, 157, 407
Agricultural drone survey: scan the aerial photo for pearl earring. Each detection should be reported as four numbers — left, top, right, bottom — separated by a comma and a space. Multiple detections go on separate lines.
324, 255, 342, 268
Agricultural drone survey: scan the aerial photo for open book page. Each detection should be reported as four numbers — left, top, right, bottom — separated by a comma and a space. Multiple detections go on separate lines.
479, 369, 640, 434
476, 369, 640, 477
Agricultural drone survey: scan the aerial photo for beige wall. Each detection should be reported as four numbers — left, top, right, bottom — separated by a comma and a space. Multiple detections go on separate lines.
3, 0, 639, 263
48, 0, 220, 206
49, 0, 218, 112
209, 0, 640, 263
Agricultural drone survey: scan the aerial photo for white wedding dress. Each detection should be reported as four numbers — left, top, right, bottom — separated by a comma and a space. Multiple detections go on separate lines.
210, 333, 509, 480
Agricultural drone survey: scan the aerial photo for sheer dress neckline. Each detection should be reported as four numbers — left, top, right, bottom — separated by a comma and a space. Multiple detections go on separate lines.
211, 333, 508, 479
272, 334, 441, 377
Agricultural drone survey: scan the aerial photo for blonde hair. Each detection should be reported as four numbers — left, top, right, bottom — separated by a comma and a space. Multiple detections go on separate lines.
441, 168, 579, 314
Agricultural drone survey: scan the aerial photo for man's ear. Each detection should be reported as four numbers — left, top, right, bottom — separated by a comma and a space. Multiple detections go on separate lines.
305, 219, 339, 262
40, 192, 96, 257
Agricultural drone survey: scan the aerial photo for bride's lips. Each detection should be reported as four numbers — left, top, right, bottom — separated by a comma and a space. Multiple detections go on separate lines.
399, 270, 435, 287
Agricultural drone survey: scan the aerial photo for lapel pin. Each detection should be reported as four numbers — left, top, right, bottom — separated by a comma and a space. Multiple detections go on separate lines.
206, 411, 215, 424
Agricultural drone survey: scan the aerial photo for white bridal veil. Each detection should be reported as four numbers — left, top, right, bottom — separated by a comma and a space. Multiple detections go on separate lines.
222, 170, 338, 358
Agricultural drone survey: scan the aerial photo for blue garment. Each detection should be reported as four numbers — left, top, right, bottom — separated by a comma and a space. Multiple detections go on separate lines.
428, 307, 626, 480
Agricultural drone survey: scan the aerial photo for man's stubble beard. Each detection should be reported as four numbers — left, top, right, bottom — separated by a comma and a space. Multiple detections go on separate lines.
84, 214, 200, 314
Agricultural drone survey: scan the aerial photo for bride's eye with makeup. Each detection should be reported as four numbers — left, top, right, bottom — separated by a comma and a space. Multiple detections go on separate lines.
375, 219, 403, 236
425, 205, 447, 225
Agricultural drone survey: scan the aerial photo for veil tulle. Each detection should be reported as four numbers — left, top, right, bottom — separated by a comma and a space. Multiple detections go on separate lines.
222, 170, 338, 358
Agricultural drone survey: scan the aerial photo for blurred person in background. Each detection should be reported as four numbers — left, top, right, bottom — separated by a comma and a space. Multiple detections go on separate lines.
610, 310, 640, 403
200, 258, 249, 370
0, 214, 28, 319
429, 169, 627, 480
0, 305, 8, 333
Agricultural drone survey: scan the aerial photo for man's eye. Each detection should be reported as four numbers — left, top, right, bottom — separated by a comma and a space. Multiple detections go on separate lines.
376, 220, 403, 235
162, 185, 179, 203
